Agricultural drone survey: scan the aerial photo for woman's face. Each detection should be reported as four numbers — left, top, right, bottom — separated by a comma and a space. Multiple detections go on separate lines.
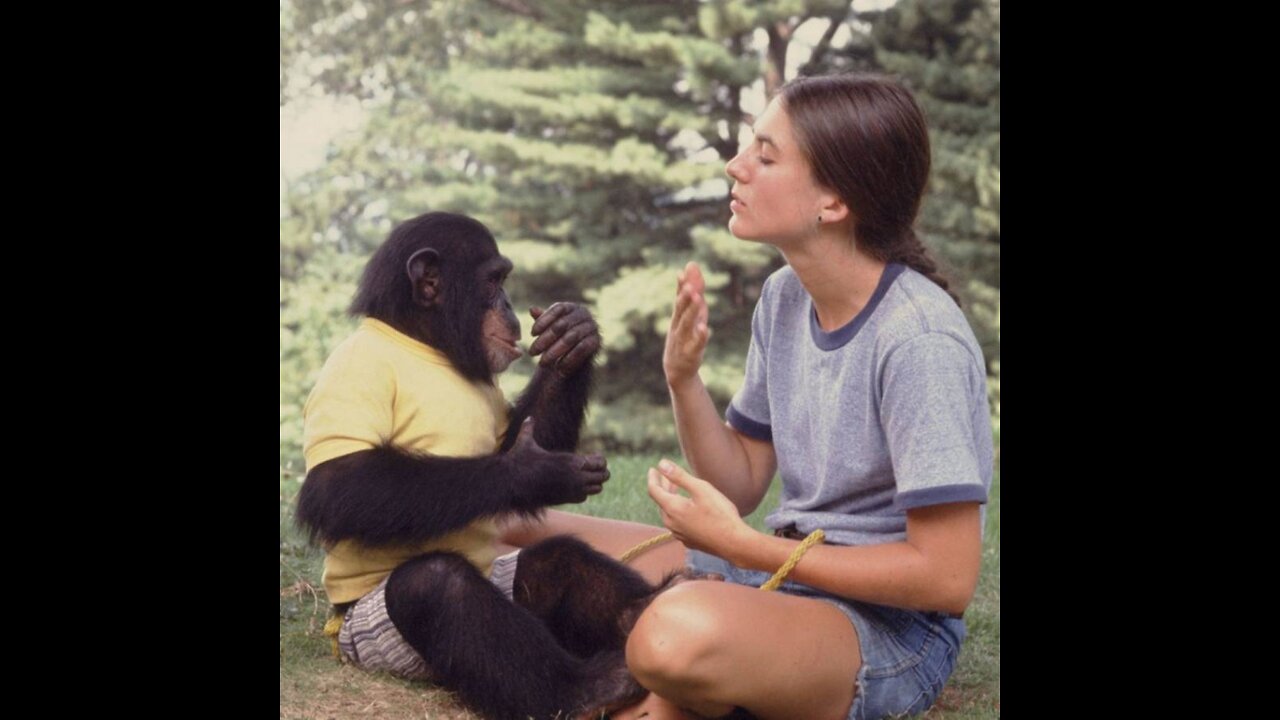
725, 99, 840, 244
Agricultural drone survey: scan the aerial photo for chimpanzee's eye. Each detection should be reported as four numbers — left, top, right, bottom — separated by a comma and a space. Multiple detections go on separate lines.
484, 276, 501, 303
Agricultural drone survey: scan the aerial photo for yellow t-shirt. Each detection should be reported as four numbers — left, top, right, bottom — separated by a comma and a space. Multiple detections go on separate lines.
302, 318, 511, 604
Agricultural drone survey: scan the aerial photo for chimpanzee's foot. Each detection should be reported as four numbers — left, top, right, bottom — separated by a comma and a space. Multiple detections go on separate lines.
572, 651, 650, 720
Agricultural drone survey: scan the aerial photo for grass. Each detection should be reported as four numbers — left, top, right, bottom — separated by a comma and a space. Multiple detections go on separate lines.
280, 457, 1000, 718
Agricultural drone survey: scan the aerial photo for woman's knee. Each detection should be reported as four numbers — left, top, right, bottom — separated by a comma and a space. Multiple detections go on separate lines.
626, 581, 730, 686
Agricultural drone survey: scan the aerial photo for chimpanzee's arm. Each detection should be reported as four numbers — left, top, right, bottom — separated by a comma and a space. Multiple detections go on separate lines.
499, 302, 600, 453
296, 436, 607, 548
500, 363, 592, 453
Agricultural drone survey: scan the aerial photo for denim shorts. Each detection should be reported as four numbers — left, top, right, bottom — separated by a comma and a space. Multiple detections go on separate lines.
686, 549, 966, 720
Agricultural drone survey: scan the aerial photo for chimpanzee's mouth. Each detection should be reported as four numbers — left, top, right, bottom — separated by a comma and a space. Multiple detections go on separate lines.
489, 335, 522, 354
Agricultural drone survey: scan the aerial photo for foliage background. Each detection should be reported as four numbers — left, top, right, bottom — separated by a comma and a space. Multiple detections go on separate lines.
280, 0, 1000, 466
280, 2, 1000, 715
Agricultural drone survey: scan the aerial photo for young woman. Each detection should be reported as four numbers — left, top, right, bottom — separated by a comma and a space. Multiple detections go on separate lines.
617, 74, 995, 720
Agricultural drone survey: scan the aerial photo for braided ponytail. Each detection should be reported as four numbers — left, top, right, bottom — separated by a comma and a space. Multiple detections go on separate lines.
887, 230, 961, 308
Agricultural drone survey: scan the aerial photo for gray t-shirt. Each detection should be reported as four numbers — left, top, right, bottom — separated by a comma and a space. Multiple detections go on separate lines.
726, 263, 993, 547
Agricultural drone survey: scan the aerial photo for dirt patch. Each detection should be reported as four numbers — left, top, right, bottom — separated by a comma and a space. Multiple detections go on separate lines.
281, 663, 481, 720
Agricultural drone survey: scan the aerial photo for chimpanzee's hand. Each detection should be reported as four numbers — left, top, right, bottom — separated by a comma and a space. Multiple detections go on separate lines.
508, 419, 610, 507
527, 303, 600, 376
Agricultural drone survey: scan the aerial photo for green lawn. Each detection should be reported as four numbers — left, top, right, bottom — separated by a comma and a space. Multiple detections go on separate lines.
280, 457, 1000, 718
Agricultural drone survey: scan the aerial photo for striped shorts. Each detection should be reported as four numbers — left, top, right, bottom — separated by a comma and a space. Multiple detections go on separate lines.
336, 549, 521, 679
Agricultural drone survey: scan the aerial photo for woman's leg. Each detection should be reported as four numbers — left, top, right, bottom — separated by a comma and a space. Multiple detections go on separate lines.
497, 509, 688, 585
625, 580, 862, 720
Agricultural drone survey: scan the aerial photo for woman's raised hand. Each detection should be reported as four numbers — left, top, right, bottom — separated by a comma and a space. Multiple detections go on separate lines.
663, 261, 710, 389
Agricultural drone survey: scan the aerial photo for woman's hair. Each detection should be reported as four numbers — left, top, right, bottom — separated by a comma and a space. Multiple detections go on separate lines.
779, 73, 960, 306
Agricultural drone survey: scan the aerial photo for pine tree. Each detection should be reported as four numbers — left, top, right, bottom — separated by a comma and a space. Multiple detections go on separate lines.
282, 1, 856, 450
279, 1, 999, 452
859, 0, 1000, 373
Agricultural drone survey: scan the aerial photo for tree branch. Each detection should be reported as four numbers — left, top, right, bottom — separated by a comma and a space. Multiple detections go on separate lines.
806, 14, 849, 70
764, 19, 797, 96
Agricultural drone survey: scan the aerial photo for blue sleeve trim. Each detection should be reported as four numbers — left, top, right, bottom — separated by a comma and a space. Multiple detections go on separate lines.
726, 404, 772, 442
894, 484, 988, 510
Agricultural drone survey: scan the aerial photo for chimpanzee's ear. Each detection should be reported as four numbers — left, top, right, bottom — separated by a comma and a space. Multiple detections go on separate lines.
406, 247, 443, 308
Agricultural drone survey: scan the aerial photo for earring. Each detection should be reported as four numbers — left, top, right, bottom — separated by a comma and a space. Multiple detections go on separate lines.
816, 214, 822, 224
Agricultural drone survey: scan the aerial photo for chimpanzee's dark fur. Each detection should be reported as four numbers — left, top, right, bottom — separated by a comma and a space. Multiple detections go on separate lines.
511, 535, 659, 658
295, 211, 667, 720
385, 549, 650, 720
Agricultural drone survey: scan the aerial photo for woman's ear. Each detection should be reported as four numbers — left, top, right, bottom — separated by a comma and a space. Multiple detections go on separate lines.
817, 194, 850, 225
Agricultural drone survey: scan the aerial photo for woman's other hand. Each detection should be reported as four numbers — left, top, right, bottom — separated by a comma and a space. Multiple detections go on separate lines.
647, 458, 752, 555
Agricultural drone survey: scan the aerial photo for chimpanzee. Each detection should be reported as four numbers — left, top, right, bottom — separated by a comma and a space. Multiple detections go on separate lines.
294, 211, 681, 720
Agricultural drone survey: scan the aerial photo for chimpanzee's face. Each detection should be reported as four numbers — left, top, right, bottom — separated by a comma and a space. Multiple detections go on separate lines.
478, 255, 521, 374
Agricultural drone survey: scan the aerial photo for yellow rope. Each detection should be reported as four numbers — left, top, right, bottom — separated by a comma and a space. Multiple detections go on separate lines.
323, 612, 344, 659
618, 528, 825, 592
618, 531, 676, 564
759, 529, 825, 591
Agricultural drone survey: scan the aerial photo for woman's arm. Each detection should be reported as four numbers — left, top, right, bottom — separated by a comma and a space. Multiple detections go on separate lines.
668, 383, 777, 515
664, 262, 776, 514
649, 461, 982, 616
729, 502, 982, 616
